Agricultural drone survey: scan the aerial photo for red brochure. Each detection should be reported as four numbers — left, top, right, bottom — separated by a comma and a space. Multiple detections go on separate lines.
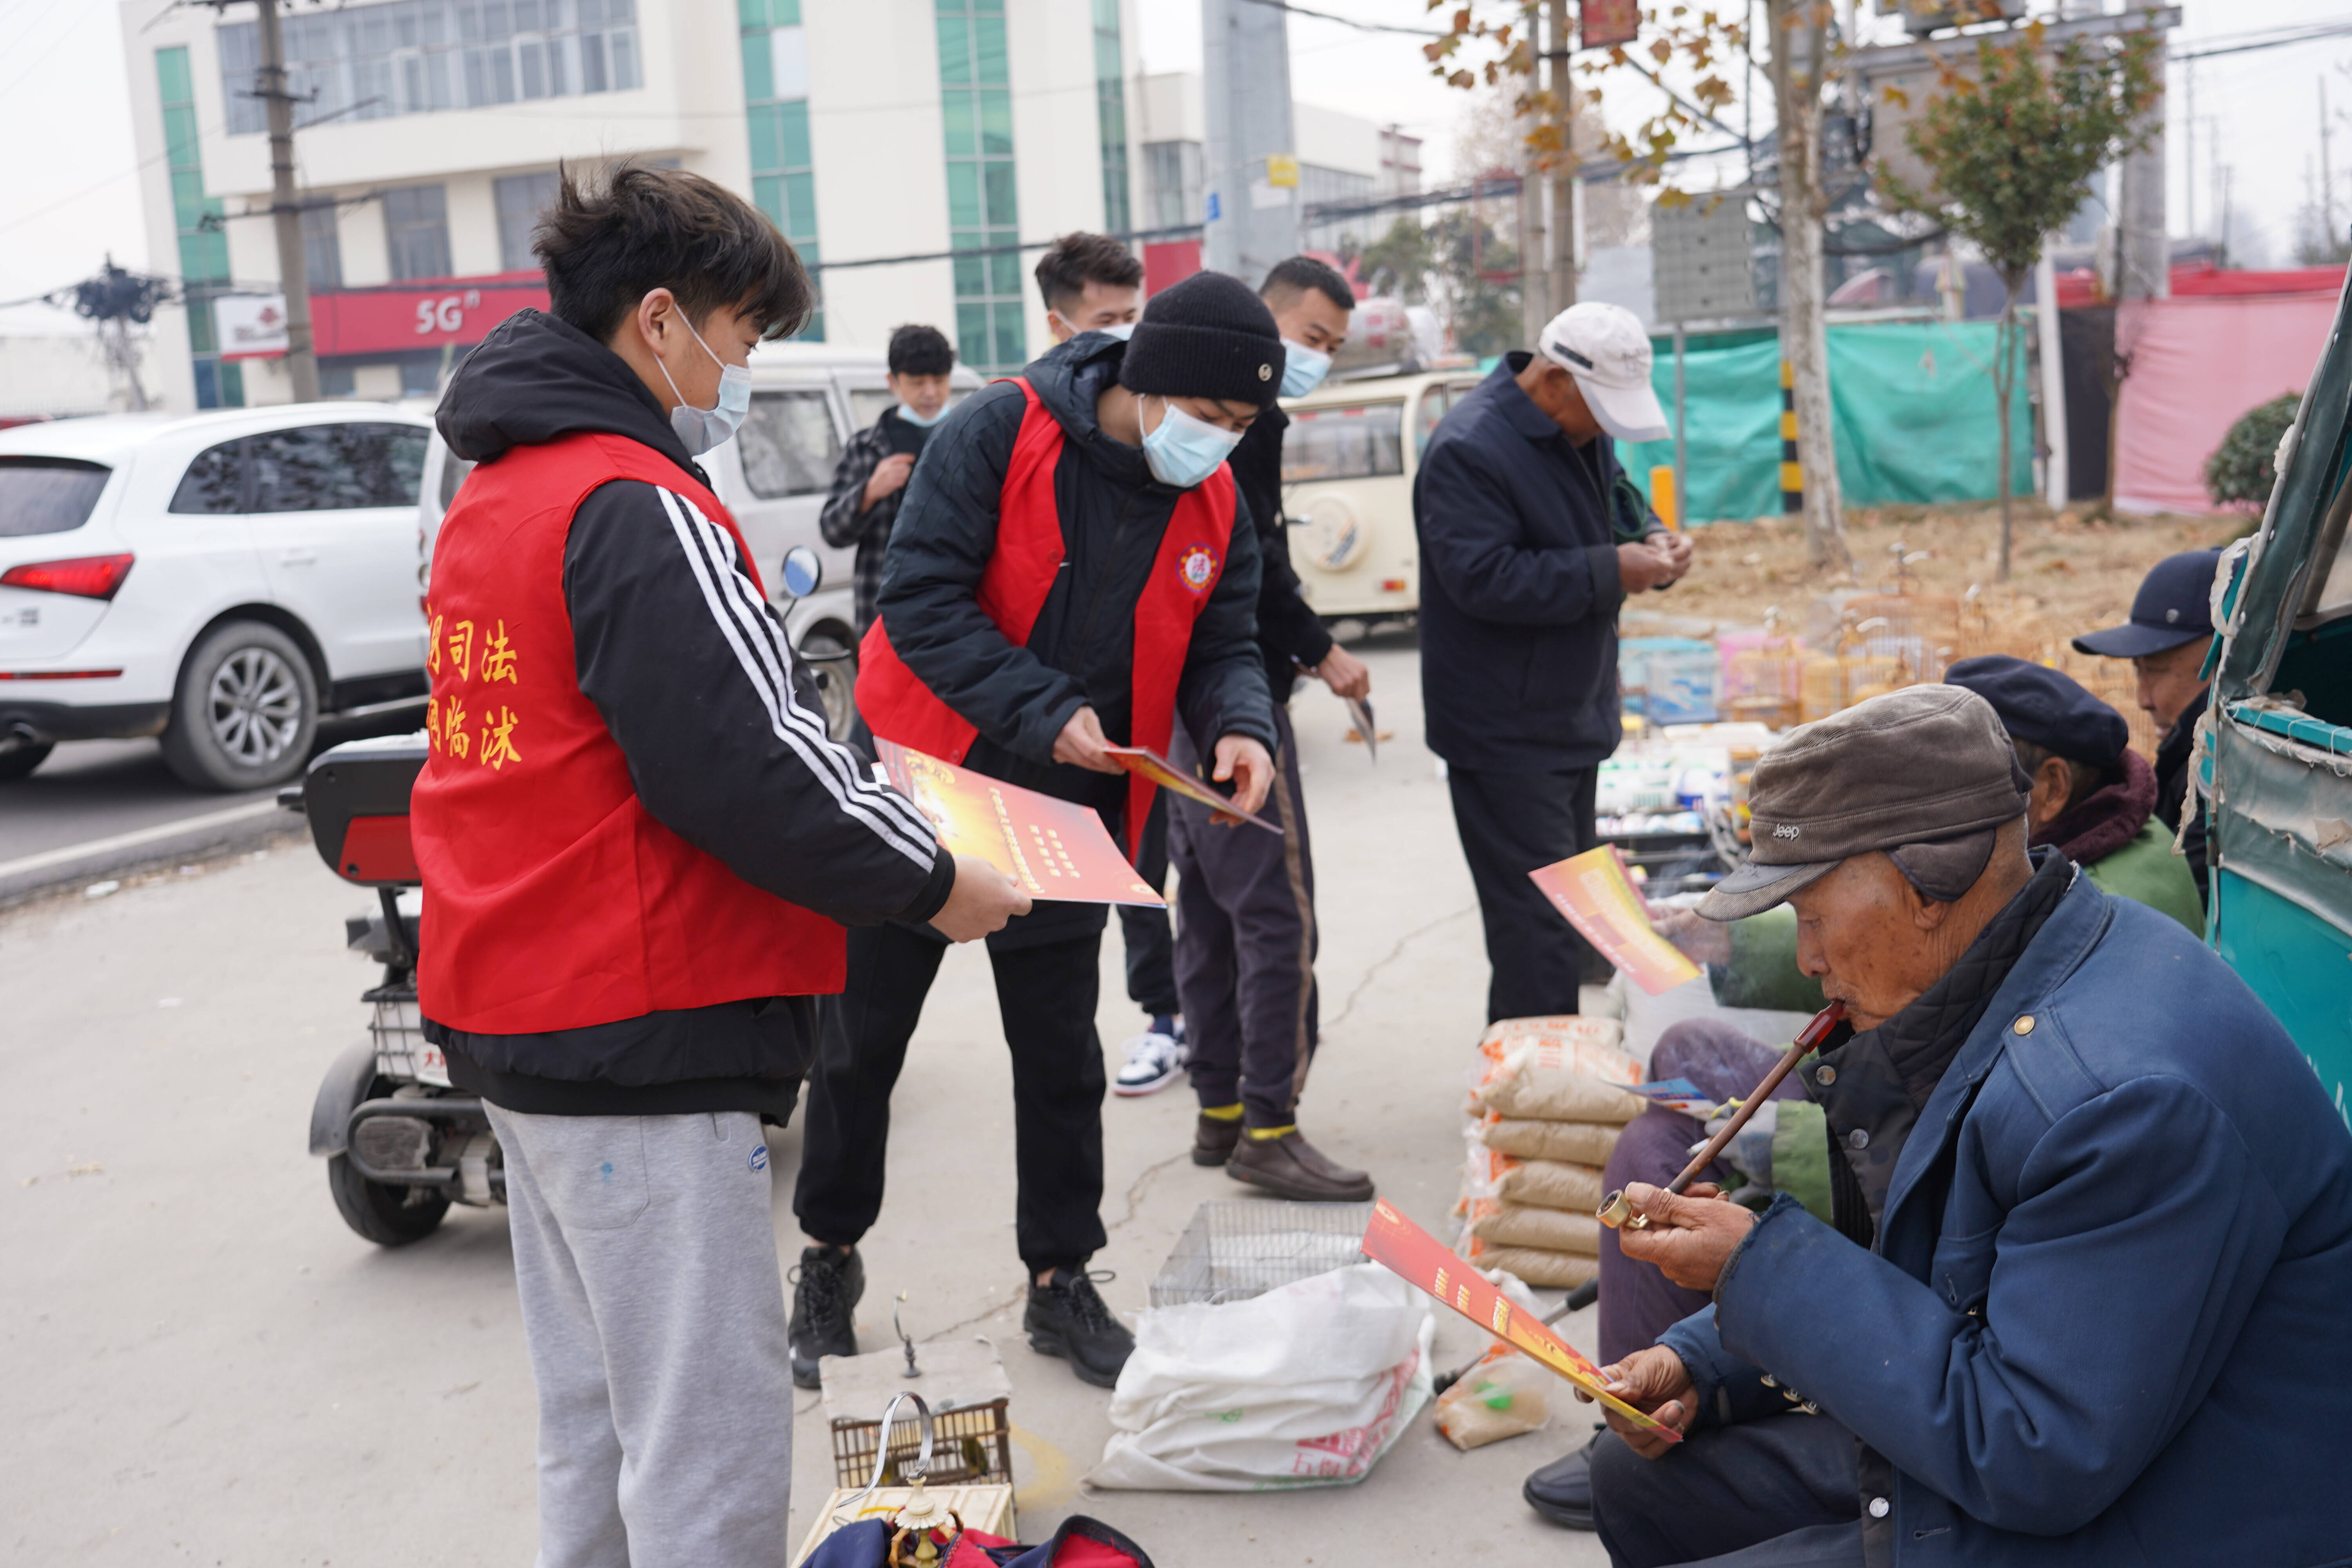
1103, 745, 1284, 835
874, 740, 1165, 907
1360, 1199, 1682, 1443
1526, 846, 1703, 995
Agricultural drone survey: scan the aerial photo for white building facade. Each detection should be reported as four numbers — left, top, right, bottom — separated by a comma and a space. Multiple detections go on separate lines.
120, 0, 1145, 412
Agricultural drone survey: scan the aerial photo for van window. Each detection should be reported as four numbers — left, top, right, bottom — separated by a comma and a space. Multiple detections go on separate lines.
739, 389, 842, 498
0, 457, 111, 536
1281, 402, 1405, 484
170, 440, 247, 514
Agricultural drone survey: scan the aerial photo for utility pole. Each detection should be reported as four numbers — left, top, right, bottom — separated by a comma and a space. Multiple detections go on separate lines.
1548, 0, 1575, 313
2182, 58, 2195, 236
253, 0, 319, 402
2323, 78, 2336, 243
1768, 0, 1847, 572
1200, 0, 1299, 285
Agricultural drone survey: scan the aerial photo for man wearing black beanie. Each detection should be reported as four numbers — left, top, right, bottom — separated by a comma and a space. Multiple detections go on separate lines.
788, 269, 1282, 1392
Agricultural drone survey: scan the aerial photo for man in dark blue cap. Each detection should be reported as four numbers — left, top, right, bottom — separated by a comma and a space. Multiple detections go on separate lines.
2070, 548, 2223, 904
1944, 656, 2204, 932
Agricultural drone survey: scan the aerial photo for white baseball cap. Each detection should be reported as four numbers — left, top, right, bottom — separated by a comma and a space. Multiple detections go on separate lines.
1536, 301, 1670, 443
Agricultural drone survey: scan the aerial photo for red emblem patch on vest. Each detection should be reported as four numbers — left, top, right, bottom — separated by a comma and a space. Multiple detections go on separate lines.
1178, 542, 1220, 595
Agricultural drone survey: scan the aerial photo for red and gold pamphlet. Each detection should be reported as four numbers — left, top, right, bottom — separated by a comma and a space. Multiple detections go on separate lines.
1526, 845, 1703, 995
874, 740, 1165, 907
1360, 1199, 1682, 1443
1103, 745, 1284, 835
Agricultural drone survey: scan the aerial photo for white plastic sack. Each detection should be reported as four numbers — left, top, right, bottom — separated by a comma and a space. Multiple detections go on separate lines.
1088, 1263, 1435, 1492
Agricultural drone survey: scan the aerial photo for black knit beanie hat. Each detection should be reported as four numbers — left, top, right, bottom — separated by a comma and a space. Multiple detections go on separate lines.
1118, 270, 1284, 410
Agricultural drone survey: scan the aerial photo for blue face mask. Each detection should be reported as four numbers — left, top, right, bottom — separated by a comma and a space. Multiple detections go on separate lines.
897, 400, 949, 428
655, 309, 752, 455
1099, 321, 1137, 342
1279, 338, 1332, 398
1141, 397, 1243, 490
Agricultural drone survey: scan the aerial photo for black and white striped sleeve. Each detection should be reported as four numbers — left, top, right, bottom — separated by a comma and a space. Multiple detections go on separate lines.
563, 478, 953, 927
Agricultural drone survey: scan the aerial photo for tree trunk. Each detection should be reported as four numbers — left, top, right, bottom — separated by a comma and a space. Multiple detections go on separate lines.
1996, 285, 2017, 581
1770, 0, 1849, 575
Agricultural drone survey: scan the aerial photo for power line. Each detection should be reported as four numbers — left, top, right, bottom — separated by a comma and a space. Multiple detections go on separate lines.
2170, 20, 2352, 64
1233, 0, 1446, 38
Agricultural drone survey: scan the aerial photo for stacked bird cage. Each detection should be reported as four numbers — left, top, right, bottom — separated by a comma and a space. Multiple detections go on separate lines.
1149, 1199, 1375, 1307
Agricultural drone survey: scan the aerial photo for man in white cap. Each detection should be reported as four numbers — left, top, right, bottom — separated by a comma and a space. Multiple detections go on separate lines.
1413, 301, 1694, 1021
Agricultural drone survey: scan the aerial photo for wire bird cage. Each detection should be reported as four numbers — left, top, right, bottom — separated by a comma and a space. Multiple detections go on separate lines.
1149, 1200, 1376, 1308
829, 1399, 1011, 1491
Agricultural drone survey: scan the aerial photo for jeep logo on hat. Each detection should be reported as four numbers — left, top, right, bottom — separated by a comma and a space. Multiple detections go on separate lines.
1772, 824, 1801, 839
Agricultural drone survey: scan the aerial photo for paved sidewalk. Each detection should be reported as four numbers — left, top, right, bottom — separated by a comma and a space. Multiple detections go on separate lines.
2, 636, 1614, 1568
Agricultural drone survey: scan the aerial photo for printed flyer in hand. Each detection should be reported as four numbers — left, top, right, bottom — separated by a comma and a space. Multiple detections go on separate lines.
1102, 745, 1284, 835
1526, 845, 1702, 995
874, 739, 1165, 906
1360, 1200, 1682, 1443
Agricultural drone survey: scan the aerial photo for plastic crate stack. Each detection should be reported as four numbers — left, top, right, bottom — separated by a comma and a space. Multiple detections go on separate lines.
1456, 1017, 1650, 1289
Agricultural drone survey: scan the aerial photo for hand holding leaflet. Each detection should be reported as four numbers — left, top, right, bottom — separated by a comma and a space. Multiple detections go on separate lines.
874, 740, 1165, 906
1102, 745, 1284, 835
1526, 846, 1702, 995
1359, 1199, 1682, 1444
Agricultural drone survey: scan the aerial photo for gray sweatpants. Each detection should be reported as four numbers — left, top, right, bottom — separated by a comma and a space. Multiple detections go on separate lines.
489, 1105, 794, 1568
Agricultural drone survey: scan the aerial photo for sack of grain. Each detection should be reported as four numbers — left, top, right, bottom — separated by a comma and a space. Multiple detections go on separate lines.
1476, 1014, 1632, 1066
1476, 1054, 1650, 1123
1467, 1201, 1602, 1256
1481, 1117, 1625, 1166
1495, 1159, 1606, 1213
1461, 1240, 1599, 1289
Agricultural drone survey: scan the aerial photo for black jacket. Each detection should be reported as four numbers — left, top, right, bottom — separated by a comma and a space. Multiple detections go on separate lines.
2151, 690, 2211, 907
878, 334, 1276, 944
1227, 406, 1336, 700
422, 310, 952, 1117
1413, 353, 1660, 772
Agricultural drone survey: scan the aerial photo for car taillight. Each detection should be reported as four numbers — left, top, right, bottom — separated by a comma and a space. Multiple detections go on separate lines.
1, 552, 135, 599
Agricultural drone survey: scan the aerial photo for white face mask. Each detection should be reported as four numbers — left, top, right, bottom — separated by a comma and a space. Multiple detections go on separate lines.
1053, 310, 1136, 342
653, 308, 752, 455
1141, 396, 1243, 489
1279, 338, 1332, 398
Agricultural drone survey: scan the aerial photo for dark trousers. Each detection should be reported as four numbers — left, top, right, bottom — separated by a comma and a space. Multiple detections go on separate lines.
1445, 764, 1602, 1022
1168, 704, 1318, 1128
1592, 1416, 1862, 1567
1117, 795, 1180, 1019
1599, 1020, 1799, 1364
792, 922, 1108, 1274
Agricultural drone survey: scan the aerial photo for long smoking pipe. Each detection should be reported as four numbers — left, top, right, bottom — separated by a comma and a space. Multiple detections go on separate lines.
1596, 1000, 1849, 1232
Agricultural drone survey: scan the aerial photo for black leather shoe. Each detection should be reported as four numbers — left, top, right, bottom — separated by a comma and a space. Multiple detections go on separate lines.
1523, 1434, 1599, 1530
1192, 1112, 1243, 1166
1024, 1268, 1136, 1388
1225, 1129, 1375, 1202
788, 1245, 863, 1389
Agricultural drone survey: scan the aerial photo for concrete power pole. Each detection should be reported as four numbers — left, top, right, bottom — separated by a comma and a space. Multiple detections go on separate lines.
254, 0, 319, 402
1769, 0, 1848, 573
1201, 0, 1299, 285
1548, 0, 1575, 313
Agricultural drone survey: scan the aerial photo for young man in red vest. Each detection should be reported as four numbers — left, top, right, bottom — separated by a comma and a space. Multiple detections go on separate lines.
412, 167, 1027, 1568
791, 270, 1283, 1389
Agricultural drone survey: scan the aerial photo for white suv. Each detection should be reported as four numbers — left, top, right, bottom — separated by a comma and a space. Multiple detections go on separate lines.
0, 405, 434, 789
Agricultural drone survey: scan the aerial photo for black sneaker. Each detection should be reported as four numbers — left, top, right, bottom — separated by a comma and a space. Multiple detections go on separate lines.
1523, 1432, 1601, 1530
788, 1245, 863, 1389
1024, 1268, 1136, 1388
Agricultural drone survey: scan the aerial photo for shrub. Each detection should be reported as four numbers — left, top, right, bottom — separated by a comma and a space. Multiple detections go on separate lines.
2204, 392, 2302, 511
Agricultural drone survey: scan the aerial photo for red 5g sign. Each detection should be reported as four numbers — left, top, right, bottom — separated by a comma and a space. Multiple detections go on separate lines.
414, 289, 486, 336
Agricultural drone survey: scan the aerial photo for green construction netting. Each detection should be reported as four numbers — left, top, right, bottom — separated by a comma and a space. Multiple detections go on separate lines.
1620, 319, 2033, 524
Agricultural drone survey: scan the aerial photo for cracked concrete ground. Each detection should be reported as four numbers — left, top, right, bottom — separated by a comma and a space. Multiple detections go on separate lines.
3, 634, 1613, 1567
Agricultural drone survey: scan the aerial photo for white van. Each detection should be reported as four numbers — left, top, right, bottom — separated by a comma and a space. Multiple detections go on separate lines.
1281, 368, 1487, 626
419, 341, 982, 739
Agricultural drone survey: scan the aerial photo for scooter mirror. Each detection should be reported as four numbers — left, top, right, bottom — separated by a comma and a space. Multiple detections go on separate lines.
779, 545, 823, 603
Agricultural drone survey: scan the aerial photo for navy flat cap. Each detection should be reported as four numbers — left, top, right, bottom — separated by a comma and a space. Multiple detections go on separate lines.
2071, 549, 2223, 659
1945, 655, 2129, 769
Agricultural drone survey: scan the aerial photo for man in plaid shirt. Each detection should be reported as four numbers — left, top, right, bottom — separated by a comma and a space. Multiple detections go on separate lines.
820, 323, 957, 633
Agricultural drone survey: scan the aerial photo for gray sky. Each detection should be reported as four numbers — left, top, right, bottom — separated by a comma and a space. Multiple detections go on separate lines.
3, 2, 2348, 338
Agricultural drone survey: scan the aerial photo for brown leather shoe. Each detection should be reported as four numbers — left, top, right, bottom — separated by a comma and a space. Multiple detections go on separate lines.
1226, 1129, 1375, 1201
1191, 1113, 1243, 1167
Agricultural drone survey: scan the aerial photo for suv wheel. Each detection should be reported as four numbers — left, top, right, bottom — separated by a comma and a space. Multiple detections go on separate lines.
162, 620, 319, 791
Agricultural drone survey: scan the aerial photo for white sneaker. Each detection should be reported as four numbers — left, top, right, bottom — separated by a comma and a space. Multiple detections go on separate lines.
1114, 1023, 1189, 1096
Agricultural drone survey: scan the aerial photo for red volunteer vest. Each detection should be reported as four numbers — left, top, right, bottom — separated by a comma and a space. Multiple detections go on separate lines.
855, 379, 1237, 858
411, 431, 844, 1034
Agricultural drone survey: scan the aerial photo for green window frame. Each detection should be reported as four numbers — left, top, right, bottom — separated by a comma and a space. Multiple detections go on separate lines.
937, 0, 1023, 374
1093, 0, 1130, 235
158, 45, 241, 408
739, 0, 822, 340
